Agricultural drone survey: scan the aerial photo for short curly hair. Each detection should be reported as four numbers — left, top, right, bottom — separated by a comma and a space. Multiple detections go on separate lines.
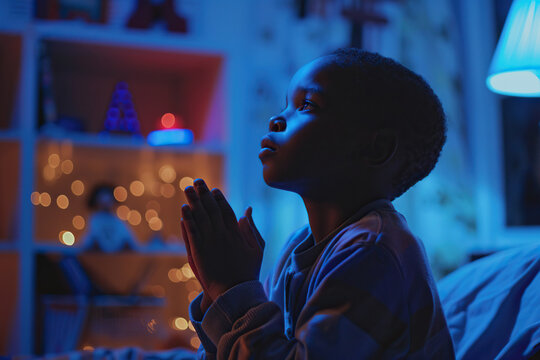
328, 48, 447, 200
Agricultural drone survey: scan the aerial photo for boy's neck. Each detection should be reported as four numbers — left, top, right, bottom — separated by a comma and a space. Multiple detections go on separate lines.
302, 193, 386, 244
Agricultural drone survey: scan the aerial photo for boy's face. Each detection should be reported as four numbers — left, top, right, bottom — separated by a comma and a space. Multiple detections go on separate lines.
259, 56, 370, 195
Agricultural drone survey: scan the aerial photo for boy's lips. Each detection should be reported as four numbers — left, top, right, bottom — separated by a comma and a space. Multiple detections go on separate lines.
260, 136, 279, 151
259, 135, 279, 160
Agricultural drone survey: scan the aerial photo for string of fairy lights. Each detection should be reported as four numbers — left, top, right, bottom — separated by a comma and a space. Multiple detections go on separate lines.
30, 146, 196, 246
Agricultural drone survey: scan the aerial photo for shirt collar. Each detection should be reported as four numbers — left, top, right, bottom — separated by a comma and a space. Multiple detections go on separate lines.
291, 199, 394, 271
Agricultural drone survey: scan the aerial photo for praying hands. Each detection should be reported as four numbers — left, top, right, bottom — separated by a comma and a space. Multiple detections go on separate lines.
180, 179, 265, 312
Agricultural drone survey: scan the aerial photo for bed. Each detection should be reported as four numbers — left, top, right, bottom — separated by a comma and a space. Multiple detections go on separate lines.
438, 243, 540, 359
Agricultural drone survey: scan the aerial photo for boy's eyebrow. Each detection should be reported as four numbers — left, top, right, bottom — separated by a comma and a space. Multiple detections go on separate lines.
298, 86, 326, 96
284, 85, 327, 109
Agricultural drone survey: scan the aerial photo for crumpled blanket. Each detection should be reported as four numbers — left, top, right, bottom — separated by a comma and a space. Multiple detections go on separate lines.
438, 243, 540, 360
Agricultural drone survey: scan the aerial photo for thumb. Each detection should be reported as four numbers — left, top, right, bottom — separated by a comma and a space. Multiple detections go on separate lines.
239, 214, 257, 249
246, 206, 265, 251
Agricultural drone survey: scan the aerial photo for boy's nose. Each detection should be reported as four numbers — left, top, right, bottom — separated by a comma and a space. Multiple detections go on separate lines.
269, 116, 286, 132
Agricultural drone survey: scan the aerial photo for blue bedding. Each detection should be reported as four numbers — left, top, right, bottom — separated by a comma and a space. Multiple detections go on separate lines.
438, 243, 540, 359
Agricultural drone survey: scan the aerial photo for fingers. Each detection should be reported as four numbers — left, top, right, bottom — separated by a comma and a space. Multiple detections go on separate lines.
211, 188, 239, 231
184, 185, 213, 236
246, 207, 265, 251
193, 179, 226, 230
181, 204, 203, 245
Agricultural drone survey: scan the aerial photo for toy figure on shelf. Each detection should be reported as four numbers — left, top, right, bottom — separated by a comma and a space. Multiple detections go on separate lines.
127, 0, 188, 33
80, 184, 140, 253
102, 82, 142, 136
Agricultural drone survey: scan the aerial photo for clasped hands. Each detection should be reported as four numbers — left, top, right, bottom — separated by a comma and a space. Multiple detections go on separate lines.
180, 179, 265, 310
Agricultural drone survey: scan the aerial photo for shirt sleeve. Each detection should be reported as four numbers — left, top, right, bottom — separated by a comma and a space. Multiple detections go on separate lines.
188, 242, 415, 359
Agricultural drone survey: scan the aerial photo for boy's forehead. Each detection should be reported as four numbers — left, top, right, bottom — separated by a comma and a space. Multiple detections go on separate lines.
288, 56, 349, 99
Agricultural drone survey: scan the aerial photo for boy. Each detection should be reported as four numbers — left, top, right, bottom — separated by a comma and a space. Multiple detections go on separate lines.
180, 48, 455, 359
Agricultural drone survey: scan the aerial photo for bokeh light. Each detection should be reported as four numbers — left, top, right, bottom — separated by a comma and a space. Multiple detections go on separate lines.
82, 345, 94, 351
59, 231, 75, 246
113, 186, 128, 202
173, 317, 188, 331
72, 215, 85, 230
161, 113, 176, 128
71, 180, 85, 196
31, 191, 40, 205
48, 153, 60, 168
145, 209, 158, 222
147, 319, 157, 334
160, 183, 175, 198
179, 177, 194, 191
127, 210, 142, 226
159, 165, 176, 183
130, 180, 145, 197
116, 205, 130, 220
61, 159, 73, 174
168, 268, 182, 283
181, 264, 195, 279
149, 217, 163, 231
56, 194, 69, 209
190, 337, 201, 349
39, 192, 51, 207
188, 320, 195, 331
43, 165, 56, 181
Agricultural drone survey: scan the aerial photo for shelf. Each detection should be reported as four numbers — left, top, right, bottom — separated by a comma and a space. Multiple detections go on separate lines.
0, 241, 16, 251
41, 38, 225, 142
0, 22, 26, 36
35, 21, 227, 54
38, 132, 224, 154
0, 129, 20, 140
34, 242, 187, 256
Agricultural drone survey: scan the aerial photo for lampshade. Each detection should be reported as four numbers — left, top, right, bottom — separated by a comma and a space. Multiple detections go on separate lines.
487, 0, 540, 97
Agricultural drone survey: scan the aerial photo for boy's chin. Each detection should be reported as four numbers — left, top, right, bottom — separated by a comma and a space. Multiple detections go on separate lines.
262, 166, 291, 190
262, 167, 305, 194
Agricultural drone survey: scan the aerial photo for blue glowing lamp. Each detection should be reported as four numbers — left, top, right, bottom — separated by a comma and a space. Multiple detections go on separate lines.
147, 113, 193, 146
487, 0, 540, 97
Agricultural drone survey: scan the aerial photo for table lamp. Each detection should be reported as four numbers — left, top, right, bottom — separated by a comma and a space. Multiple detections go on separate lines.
487, 0, 540, 97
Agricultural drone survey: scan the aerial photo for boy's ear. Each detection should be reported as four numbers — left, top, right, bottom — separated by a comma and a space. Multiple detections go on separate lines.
365, 128, 398, 167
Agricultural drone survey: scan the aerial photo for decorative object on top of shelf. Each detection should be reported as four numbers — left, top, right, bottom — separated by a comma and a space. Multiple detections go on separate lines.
102, 81, 142, 136
147, 112, 193, 146
127, 0, 188, 33
487, 0, 540, 97
35, 0, 108, 23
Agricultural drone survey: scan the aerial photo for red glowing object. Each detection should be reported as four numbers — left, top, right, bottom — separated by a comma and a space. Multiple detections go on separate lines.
161, 113, 176, 129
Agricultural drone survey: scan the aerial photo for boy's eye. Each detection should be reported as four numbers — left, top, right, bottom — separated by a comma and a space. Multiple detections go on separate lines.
298, 100, 316, 111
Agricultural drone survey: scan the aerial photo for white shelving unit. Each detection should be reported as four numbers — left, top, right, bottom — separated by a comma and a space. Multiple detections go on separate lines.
0, 2, 253, 353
